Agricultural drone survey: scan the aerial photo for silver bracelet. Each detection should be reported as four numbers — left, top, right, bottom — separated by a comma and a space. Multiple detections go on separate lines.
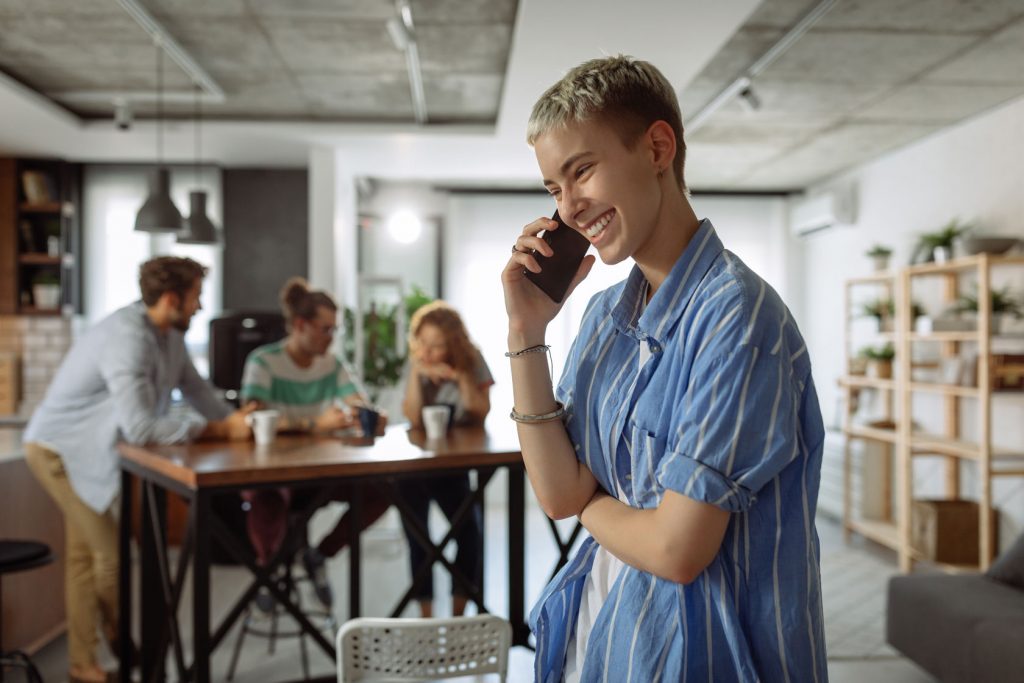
504, 343, 550, 357
510, 401, 565, 424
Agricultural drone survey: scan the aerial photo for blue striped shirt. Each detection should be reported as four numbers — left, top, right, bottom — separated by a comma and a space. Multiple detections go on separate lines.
530, 220, 828, 683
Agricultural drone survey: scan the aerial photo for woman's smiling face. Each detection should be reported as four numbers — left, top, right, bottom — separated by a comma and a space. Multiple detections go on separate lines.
535, 118, 664, 267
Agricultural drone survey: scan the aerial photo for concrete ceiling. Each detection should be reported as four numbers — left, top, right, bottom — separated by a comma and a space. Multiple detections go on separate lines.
0, 0, 1022, 192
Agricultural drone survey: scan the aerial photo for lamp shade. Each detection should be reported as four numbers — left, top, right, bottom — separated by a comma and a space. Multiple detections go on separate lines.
177, 191, 220, 244
134, 168, 182, 232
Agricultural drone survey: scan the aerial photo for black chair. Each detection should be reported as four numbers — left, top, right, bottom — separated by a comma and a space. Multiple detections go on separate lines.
0, 540, 55, 683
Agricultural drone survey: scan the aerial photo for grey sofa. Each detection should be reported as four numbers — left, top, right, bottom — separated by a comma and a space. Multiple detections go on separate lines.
886, 532, 1024, 682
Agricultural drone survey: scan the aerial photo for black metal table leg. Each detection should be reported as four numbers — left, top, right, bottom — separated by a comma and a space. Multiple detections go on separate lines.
349, 485, 362, 619
508, 465, 529, 646
140, 483, 167, 682
192, 490, 212, 683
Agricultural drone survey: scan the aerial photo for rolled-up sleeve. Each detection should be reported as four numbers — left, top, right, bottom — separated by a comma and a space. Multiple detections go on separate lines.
100, 330, 206, 445
658, 342, 800, 512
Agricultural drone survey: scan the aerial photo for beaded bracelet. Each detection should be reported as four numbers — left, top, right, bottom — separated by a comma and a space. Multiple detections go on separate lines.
504, 344, 550, 357
509, 401, 565, 424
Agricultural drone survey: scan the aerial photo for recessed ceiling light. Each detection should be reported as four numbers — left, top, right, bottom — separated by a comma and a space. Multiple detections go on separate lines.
387, 209, 422, 244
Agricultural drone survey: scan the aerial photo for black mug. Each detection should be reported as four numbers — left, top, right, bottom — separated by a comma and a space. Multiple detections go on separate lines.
358, 406, 380, 437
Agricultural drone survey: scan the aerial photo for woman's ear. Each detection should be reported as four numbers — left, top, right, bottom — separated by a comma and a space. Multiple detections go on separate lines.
646, 120, 676, 176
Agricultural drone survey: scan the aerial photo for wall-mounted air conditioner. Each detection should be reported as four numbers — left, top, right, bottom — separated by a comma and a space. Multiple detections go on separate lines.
790, 187, 856, 237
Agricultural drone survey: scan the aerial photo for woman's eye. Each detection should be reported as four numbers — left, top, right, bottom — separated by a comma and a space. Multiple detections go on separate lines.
575, 164, 591, 179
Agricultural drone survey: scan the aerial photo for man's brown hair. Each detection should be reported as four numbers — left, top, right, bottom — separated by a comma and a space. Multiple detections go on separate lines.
138, 256, 208, 306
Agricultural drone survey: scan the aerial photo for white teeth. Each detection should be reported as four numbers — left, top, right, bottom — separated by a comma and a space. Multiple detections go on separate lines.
586, 211, 613, 238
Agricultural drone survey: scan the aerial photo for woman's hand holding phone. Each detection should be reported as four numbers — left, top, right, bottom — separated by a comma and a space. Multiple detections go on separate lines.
502, 213, 595, 344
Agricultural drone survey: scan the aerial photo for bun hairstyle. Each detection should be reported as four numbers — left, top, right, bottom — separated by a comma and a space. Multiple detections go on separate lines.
279, 277, 337, 326
409, 300, 477, 376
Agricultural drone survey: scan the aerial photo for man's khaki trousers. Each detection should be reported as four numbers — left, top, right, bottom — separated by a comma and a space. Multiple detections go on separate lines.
24, 442, 118, 669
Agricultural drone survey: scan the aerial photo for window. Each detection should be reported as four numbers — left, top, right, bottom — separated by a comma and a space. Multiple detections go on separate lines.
83, 165, 222, 374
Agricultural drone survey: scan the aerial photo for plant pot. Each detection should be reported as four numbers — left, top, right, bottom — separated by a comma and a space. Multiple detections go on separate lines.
32, 283, 61, 310
871, 255, 890, 272
868, 359, 892, 379
932, 246, 951, 263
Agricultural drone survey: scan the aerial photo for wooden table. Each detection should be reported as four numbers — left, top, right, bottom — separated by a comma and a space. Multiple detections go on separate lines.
117, 422, 542, 683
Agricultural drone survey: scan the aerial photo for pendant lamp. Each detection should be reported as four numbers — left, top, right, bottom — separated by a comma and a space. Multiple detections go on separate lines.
178, 85, 220, 244
135, 40, 182, 233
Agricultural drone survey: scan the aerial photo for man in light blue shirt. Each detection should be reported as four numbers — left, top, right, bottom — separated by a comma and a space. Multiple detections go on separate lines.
502, 56, 826, 682
24, 256, 252, 683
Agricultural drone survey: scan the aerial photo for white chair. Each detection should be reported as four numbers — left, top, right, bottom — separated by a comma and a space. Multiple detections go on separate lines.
336, 614, 511, 682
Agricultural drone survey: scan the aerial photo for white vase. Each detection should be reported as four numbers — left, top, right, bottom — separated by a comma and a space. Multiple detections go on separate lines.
31, 284, 61, 310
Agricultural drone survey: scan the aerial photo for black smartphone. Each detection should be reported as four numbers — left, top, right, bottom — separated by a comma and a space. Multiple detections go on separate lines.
523, 210, 591, 303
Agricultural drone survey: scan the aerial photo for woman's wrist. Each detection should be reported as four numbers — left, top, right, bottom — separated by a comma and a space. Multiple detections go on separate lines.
507, 330, 546, 353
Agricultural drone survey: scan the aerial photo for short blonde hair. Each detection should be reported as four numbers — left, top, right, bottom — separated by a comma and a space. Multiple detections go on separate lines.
526, 55, 687, 191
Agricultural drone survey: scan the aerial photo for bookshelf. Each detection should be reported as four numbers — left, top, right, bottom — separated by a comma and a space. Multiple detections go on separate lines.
0, 158, 81, 315
841, 254, 1024, 573
840, 272, 900, 552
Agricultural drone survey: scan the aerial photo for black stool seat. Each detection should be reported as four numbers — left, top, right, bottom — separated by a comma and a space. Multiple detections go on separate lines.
0, 540, 53, 574
1, 539, 53, 683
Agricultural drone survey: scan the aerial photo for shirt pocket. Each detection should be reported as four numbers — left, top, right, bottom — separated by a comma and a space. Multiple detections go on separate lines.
628, 423, 667, 508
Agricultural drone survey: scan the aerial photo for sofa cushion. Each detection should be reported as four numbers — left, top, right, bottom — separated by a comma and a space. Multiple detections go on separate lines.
887, 573, 1024, 683
986, 531, 1024, 589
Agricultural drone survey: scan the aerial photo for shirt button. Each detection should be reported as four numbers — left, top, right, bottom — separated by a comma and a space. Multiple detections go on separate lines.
651, 345, 661, 353
625, 474, 632, 480
574, 444, 580, 451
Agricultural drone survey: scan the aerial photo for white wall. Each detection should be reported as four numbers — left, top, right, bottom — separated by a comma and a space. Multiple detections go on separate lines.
799, 94, 1024, 542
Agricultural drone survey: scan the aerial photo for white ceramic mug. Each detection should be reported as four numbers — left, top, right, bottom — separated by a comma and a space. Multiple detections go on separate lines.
422, 405, 451, 440
246, 409, 280, 446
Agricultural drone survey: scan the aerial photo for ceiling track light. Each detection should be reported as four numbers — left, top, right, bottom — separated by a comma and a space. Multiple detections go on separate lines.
388, 0, 428, 125
738, 85, 762, 112
687, 0, 839, 132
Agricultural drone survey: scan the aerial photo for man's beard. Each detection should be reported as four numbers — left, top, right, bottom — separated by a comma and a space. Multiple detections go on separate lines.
172, 304, 192, 332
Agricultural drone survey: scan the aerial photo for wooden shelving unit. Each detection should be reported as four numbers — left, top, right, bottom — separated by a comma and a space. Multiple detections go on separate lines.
842, 254, 1024, 572
840, 271, 900, 551
0, 158, 81, 316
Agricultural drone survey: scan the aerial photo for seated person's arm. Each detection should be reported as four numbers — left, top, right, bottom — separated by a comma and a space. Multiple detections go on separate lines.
455, 371, 491, 424
401, 362, 426, 427
579, 489, 729, 584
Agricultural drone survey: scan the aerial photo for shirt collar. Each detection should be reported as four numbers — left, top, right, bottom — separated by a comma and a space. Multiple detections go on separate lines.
610, 218, 723, 342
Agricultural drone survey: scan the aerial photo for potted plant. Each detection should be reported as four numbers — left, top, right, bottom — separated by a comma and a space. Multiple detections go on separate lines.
865, 244, 892, 272
30, 271, 61, 310
861, 298, 894, 332
913, 219, 971, 264
955, 286, 1024, 334
859, 343, 895, 379
342, 284, 436, 404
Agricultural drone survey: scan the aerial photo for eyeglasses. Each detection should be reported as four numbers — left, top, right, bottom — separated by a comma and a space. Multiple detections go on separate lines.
317, 324, 338, 335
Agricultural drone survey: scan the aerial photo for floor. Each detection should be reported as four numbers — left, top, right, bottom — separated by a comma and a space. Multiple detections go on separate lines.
27, 485, 937, 682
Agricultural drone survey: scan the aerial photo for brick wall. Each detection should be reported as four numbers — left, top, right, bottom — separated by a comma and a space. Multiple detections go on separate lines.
0, 315, 72, 416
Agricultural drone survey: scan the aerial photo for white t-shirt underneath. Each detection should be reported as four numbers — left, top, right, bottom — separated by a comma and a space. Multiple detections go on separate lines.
563, 333, 654, 682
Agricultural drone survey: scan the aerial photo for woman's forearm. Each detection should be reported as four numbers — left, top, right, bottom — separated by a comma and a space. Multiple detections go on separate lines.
402, 367, 425, 426
509, 335, 597, 519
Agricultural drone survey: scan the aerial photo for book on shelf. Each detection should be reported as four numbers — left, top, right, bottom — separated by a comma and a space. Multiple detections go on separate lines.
20, 170, 56, 204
